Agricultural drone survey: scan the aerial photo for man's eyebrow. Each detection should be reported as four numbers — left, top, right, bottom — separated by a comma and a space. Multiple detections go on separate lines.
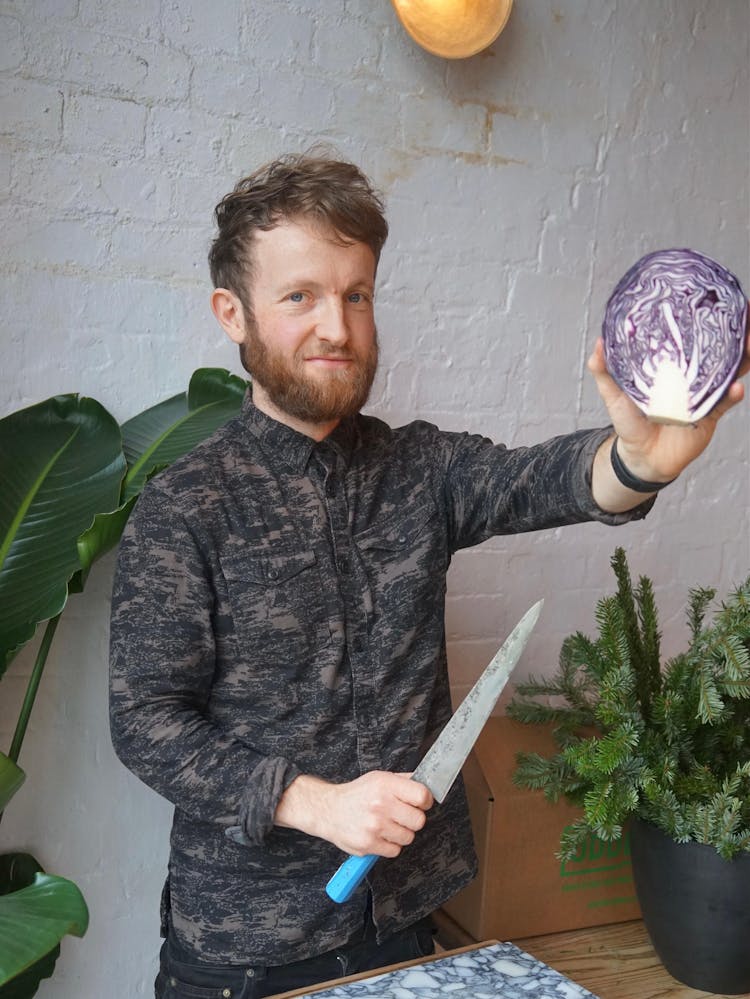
276, 277, 375, 293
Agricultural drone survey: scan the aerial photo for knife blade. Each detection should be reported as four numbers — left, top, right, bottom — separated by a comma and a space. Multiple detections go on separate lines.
325, 598, 543, 903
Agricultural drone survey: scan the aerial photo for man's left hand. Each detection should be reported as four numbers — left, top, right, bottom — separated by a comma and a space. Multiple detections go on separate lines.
587, 321, 749, 511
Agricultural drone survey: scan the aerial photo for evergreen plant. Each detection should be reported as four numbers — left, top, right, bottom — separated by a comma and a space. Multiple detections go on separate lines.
508, 547, 750, 860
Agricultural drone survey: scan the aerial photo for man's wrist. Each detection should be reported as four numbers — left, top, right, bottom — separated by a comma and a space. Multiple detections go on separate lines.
274, 773, 330, 838
610, 436, 676, 493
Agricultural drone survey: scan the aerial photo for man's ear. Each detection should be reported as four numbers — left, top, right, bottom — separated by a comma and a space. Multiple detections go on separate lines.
211, 288, 246, 345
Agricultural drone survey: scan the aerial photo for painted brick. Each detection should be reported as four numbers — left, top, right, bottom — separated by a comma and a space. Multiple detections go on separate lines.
251, 68, 336, 131
0, 14, 25, 71
189, 54, 261, 117
3, 0, 77, 20
145, 104, 227, 173
402, 93, 487, 156
377, 15, 445, 92
63, 92, 147, 155
10, 152, 170, 222
245, 5, 316, 62
78, 0, 162, 40
0, 78, 62, 144
312, 14, 382, 77
96, 159, 174, 222
224, 124, 294, 178
109, 222, 210, 279
329, 81, 403, 149
0, 145, 11, 192
4, 24, 69, 85
63, 31, 191, 103
166, 168, 234, 227
489, 108, 545, 165
2, 211, 109, 271
161, 0, 243, 55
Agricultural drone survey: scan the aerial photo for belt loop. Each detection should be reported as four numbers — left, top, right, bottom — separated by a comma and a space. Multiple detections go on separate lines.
242, 963, 265, 998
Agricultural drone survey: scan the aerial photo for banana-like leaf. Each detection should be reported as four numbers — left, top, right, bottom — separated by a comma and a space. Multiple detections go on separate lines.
0, 396, 125, 675
120, 368, 247, 502
73, 494, 139, 586
0, 861, 88, 991
0, 754, 25, 813
187, 366, 248, 409
0, 946, 58, 999
0, 855, 57, 999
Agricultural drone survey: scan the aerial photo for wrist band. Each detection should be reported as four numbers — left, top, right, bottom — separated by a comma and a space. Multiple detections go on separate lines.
610, 437, 675, 493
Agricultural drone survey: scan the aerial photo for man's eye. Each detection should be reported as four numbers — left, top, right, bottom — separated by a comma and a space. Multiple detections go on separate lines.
348, 293, 368, 304
289, 292, 305, 303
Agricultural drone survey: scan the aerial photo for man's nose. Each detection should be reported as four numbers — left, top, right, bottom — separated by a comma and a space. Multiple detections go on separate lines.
316, 299, 349, 345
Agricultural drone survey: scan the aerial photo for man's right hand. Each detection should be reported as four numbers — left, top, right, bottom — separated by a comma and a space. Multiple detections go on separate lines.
274, 771, 434, 857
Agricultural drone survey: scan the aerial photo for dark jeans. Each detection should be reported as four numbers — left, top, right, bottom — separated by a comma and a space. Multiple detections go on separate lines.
155, 914, 436, 998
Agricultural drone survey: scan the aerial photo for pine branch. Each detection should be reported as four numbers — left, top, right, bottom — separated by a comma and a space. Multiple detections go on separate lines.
512, 751, 589, 803
687, 586, 717, 641
695, 664, 726, 724
610, 546, 646, 676
558, 818, 592, 862
636, 574, 663, 707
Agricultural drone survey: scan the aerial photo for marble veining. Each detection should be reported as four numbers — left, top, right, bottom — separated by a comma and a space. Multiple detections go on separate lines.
296, 941, 600, 997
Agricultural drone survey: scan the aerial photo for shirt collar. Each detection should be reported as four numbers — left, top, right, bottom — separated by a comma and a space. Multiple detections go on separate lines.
239, 389, 359, 474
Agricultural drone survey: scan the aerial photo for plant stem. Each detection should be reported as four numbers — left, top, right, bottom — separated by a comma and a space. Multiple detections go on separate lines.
8, 614, 62, 764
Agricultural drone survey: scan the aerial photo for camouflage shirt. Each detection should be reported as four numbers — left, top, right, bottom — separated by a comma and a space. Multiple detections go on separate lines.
109, 393, 651, 965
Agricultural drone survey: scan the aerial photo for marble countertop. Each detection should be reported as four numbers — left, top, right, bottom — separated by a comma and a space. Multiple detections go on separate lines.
292, 941, 601, 998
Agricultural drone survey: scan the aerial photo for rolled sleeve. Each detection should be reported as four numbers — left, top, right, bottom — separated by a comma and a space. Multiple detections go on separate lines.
227, 756, 302, 847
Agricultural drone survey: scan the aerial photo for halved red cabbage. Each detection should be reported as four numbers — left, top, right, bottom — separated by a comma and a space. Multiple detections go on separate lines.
602, 248, 747, 425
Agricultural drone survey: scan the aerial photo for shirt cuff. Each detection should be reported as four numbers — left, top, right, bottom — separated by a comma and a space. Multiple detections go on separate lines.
578, 426, 657, 524
225, 756, 302, 848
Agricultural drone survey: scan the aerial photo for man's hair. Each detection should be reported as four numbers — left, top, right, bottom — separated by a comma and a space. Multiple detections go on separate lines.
208, 151, 389, 314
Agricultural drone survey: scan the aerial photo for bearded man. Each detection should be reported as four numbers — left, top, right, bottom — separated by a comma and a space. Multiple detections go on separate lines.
109, 153, 748, 999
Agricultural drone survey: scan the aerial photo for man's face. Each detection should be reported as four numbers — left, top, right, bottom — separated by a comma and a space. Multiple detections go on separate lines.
238, 219, 379, 432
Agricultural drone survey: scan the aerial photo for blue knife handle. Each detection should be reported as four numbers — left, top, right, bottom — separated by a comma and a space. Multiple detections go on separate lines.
326, 853, 379, 903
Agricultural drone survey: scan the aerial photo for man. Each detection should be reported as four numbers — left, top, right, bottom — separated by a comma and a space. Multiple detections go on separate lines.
110, 153, 748, 999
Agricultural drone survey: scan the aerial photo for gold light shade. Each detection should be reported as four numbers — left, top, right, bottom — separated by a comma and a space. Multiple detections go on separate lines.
390, 0, 513, 59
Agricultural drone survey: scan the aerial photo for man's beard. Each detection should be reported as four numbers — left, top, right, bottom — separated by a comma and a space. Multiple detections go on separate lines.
239, 322, 379, 424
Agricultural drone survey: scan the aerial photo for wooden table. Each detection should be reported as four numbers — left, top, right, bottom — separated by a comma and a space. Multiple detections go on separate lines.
274, 914, 750, 998
434, 909, 750, 999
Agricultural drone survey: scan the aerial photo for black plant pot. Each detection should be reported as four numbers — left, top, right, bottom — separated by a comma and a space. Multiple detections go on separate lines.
630, 818, 750, 995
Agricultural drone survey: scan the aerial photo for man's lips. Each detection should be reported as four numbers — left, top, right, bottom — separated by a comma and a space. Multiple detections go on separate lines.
304, 355, 354, 366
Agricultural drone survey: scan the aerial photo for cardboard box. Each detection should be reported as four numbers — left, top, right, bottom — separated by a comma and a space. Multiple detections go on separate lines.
440, 716, 640, 941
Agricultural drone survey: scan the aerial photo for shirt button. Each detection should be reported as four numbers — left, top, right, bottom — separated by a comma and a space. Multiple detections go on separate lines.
267, 568, 279, 581
246, 969, 255, 978
222, 990, 232, 998
339, 557, 350, 574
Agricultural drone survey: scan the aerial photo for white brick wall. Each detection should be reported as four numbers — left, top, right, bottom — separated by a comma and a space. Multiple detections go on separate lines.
0, 1, 748, 994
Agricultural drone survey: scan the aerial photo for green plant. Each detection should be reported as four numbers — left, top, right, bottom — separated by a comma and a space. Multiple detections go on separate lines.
0, 368, 247, 996
508, 547, 750, 862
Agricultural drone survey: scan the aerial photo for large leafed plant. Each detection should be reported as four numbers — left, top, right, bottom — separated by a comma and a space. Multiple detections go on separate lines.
0, 369, 247, 996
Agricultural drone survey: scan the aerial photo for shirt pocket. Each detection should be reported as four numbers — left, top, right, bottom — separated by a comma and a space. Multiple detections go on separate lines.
355, 503, 438, 562
356, 503, 434, 552
220, 548, 332, 682
354, 504, 446, 620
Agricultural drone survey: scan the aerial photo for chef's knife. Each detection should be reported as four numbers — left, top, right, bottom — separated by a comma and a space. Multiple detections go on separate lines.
325, 599, 543, 903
